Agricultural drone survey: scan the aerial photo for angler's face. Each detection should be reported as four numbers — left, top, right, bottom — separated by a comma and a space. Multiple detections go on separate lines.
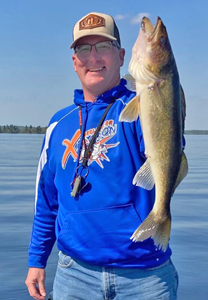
72, 35, 125, 98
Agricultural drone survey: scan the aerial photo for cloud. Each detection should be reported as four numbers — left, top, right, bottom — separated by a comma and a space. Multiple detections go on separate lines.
114, 14, 128, 21
131, 13, 150, 24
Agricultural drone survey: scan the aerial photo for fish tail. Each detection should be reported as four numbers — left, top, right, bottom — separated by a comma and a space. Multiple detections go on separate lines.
130, 210, 171, 252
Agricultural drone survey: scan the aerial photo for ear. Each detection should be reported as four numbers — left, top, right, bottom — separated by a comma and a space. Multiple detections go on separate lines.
72, 55, 77, 72
119, 48, 125, 67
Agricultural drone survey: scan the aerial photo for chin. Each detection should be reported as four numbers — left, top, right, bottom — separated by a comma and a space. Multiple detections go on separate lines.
87, 77, 105, 87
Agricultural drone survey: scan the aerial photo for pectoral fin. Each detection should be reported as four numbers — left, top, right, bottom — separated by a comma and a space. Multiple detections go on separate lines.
172, 151, 188, 194
133, 159, 155, 190
119, 95, 140, 122
123, 73, 137, 91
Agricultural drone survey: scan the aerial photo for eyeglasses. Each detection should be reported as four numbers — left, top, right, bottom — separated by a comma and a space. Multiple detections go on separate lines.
74, 40, 121, 58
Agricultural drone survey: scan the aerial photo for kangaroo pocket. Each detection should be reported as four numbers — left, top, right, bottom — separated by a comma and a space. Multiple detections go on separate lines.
57, 203, 151, 265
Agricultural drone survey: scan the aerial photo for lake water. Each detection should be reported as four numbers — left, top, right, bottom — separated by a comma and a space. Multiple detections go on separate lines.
0, 134, 207, 300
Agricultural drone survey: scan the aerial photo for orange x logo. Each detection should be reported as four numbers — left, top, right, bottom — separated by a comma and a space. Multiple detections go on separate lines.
62, 129, 81, 169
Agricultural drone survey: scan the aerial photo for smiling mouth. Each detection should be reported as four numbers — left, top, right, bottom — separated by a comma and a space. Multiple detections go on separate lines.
88, 67, 105, 72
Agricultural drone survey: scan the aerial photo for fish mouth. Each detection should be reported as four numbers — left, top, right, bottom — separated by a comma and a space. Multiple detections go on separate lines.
141, 17, 167, 43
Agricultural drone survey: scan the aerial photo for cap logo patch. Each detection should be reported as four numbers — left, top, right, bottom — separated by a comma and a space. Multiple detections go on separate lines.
79, 14, 105, 30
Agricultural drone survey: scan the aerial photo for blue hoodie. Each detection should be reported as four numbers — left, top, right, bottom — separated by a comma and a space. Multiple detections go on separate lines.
28, 79, 172, 269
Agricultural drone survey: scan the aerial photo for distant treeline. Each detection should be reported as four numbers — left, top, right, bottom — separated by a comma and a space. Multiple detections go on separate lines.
0, 125, 47, 134
184, 130, 208, 135
0, 125, 208, 135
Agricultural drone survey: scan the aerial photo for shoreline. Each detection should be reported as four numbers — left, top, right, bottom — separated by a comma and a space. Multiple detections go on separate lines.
0, 126, 207, 135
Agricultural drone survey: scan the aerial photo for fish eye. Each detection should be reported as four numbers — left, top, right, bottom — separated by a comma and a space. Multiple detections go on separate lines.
141, 21, 145, 31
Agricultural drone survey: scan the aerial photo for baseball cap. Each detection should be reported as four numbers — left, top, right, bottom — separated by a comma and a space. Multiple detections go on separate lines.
70, 12, 121, 49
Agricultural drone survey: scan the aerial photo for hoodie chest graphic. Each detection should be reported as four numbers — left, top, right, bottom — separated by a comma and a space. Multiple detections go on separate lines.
62, 119, 120, 169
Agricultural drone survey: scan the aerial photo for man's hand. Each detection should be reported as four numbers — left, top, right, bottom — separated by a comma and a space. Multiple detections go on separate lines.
25, 268, 46, 300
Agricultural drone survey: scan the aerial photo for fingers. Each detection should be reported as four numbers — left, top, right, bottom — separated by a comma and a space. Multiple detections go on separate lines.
27, 283, 46, 300
38, 279, 47, 299
25, 268, 46, 300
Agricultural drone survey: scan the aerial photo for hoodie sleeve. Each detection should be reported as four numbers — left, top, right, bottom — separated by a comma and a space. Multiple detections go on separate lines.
28, 122, 58, 268
135, 117, 146, 159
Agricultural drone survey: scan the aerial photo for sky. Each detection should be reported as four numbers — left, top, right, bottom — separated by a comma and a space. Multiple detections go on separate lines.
0, 0, 207, 130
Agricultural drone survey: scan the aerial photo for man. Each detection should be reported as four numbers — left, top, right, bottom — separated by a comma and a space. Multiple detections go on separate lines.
25, 12, 179, 300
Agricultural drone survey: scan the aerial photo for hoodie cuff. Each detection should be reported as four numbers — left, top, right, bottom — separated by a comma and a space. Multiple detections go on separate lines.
28, 255, 48, 268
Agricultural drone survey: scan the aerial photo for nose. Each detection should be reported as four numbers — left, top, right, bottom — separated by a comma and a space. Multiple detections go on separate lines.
88, 45, 101, 61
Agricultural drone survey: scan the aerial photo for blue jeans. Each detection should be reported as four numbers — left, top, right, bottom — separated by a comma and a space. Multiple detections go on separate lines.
53, 251, 179, 300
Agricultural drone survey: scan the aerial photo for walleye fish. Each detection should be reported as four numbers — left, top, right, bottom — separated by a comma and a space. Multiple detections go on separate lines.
119, 17, 188, 251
